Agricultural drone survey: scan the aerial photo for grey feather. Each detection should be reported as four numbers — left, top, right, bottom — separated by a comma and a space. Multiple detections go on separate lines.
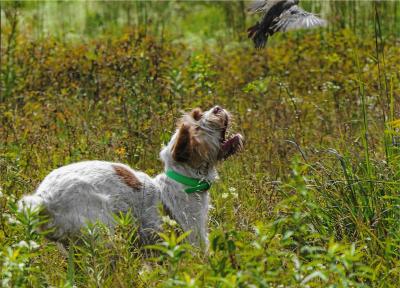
271, 5, 327, 32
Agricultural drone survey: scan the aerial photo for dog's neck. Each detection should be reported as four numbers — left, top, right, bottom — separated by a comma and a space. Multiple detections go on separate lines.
159, 145, 218, 182
153, 169, 211, 246
152, 149, 216, 246
154, 161, 217, 196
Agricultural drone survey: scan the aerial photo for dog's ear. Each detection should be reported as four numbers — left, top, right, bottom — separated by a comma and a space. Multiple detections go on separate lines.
172, 123, 192, 162
190, 108, 203, 121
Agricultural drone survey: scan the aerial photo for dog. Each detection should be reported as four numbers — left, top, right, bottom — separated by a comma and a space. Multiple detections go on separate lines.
18, 106, 243, 248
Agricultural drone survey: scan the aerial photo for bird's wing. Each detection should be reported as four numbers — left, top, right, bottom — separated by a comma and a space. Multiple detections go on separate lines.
271, 5, 326, 32
247, 0, 281, 14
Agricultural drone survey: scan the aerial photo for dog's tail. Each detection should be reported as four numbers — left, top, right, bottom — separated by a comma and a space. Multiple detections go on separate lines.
18, 194, 56, 238
18, 194, 45, 213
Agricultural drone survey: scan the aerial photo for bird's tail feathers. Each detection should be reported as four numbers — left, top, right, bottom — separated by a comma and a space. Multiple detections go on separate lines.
247, 22, 268, 49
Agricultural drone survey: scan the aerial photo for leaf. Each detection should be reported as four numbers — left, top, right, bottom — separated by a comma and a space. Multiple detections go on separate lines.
176, 230, 192, 243
301, 271, 328, 284
388, 119, 400, 128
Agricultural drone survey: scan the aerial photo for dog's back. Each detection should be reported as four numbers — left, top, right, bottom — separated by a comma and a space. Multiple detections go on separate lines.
19, 161, 160, 242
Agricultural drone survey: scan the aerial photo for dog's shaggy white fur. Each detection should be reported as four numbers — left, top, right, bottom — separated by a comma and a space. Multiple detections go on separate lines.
19, 106, 243, 247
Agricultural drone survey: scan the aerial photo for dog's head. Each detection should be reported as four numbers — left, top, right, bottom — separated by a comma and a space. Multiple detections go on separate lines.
161, 106, 243, 176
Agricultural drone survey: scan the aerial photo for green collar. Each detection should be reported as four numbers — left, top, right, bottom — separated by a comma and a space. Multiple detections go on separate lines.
166, 169, 211, 193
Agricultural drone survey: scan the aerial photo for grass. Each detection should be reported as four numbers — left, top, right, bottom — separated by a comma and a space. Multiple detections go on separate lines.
1, 1, 400, 287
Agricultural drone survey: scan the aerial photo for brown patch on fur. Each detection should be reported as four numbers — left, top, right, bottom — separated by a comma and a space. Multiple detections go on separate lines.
190, 108, 203, 121
172, 123, 192, 162
113, 165, 142, 189
172, 122, 213, 167
190, 137, 212, 167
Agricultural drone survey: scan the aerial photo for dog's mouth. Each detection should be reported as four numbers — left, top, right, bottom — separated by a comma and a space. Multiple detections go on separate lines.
218, 119, 243, 160
204, 106, 244, 161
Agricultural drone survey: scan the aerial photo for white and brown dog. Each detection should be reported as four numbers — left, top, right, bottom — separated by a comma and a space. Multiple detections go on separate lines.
19, 106, 243, 247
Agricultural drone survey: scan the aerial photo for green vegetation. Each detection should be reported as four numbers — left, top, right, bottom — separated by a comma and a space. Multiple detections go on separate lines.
1, 1, 399, 287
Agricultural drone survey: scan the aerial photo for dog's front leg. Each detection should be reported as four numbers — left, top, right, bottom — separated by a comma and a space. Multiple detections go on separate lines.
182, 206, 209, 250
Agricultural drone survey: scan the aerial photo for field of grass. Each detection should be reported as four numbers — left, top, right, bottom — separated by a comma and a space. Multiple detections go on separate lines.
1, 1, 400, 287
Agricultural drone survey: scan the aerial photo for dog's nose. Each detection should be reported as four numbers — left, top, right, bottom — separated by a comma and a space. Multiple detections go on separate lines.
212, 106, 222, 114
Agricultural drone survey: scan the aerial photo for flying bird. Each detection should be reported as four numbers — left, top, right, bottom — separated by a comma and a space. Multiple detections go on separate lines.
247, 0, 326, 49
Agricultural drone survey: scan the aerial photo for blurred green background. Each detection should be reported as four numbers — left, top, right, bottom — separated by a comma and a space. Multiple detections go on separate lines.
1, 0, 399, 45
